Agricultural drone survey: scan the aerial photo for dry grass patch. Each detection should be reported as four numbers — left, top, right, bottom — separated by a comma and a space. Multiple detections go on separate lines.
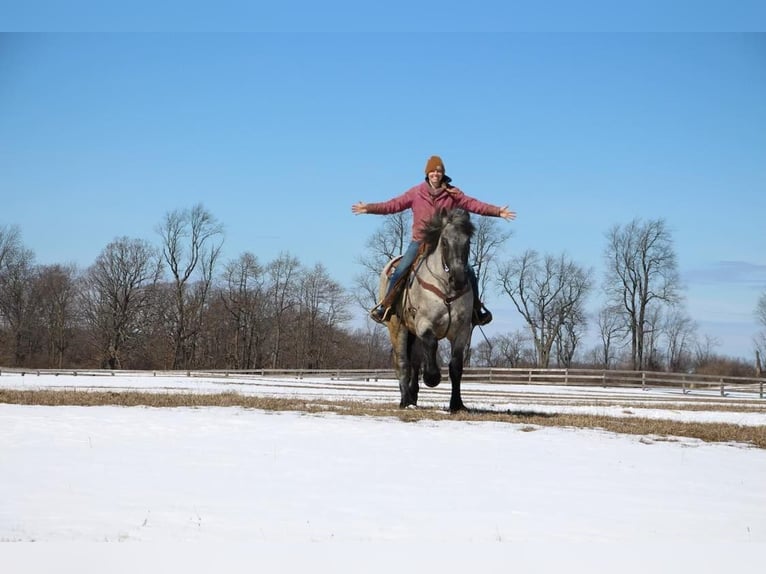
1, 389, 764, 449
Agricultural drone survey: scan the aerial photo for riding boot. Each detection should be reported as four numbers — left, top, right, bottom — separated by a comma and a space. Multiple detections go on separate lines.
472, 297, 493, 326
467, 267, 492, 326
370, 301, 393, 324
370, 280, 399, 324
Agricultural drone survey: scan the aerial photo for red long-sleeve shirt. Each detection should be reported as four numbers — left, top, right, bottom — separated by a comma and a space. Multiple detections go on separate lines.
365, 182, 503, 241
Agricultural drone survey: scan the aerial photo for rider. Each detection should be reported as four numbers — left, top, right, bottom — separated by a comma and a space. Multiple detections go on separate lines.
351, 155, 516, 325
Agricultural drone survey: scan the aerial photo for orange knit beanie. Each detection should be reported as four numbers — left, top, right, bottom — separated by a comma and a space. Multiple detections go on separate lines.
424, 155, 445, 174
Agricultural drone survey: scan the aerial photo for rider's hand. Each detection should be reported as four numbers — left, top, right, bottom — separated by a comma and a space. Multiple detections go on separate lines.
352, 202, 368, 215
498, 206, 516, 221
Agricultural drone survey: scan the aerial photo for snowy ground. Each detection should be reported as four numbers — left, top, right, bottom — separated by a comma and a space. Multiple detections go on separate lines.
1, 372, 765, 571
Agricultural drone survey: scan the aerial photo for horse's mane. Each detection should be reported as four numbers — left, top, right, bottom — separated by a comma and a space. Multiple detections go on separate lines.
421, 209, 475, 255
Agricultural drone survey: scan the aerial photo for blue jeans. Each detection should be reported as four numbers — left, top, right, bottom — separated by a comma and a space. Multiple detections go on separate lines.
385, 240, 421, 295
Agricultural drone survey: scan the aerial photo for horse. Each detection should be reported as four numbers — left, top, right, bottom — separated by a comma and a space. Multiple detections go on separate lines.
379, 208, 475, 411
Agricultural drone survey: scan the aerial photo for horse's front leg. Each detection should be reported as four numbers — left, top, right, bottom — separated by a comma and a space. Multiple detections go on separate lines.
420, 330, 441, 388
394, 324, 417, 408
448, 342, 467, 412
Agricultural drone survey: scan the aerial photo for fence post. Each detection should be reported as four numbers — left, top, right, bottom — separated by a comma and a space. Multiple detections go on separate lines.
565, 369, 569, 385
720, 378, 725, 397
761, 382, 764, 400
641, 371, 646, 390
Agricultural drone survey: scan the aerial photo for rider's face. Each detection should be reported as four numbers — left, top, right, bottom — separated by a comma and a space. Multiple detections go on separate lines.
427, 168, 444, 186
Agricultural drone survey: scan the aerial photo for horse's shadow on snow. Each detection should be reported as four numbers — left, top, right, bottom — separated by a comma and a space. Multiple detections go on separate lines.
433, 406, 560, 419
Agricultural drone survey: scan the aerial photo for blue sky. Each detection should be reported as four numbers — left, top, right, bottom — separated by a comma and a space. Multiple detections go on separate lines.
1, 32, 765, 359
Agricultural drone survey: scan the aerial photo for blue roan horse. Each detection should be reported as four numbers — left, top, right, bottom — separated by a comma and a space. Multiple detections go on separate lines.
379, 208, 475, 411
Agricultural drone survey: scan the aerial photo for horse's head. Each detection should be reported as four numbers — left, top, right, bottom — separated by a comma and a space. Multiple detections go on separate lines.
423, 209, 475, 292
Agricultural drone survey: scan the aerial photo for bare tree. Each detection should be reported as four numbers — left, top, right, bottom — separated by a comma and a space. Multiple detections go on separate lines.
265, 252, 301, 368
35, 264, 80, 368
755, 291, 766, 336
694, 333, 721, 366
662, 307, 697, 372
472, 330, 532, 367
82, 237, 162, 369
470, 216, 512, 300
0, 227, 37, 366
295, 263, 351, 368
157, 204, 224, 369
0, 224, 23, 270
604, 218, 681, 370
219, 252, 267, 369
643, 305, 664, 370
757, 291, 766, 332
0, 225, 23, 360
465, 216, 513, 365
346, 324, 391, 369
755, 292, 766, 369
497, 250, 592, 368
555, 304, 587, 367
594, 305, 625, 368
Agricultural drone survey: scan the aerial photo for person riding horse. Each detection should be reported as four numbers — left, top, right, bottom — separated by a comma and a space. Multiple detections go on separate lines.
352, 155, 516, 325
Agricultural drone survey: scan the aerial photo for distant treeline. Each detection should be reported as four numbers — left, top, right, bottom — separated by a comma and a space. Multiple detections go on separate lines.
1, 206, 764, 376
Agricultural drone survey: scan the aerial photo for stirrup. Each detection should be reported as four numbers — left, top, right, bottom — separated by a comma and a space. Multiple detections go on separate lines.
370, 305, 393, 324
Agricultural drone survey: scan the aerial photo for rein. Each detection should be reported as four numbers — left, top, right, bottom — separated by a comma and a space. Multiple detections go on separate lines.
413, 271, 471, 337
415, 274, 470, 305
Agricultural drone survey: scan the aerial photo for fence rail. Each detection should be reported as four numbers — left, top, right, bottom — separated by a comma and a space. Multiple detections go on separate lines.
1, 366, 764, 399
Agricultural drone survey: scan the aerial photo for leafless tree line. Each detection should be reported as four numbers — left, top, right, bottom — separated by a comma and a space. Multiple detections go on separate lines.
355, 213, 762, 374
2, 208, 763, 373
0, 207, 389, 370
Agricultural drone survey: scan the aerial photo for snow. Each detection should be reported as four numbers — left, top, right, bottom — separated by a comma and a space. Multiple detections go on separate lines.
1, 372, 765, 571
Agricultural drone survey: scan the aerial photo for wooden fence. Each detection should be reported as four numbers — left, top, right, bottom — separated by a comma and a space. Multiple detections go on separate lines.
1, 366, 764, 399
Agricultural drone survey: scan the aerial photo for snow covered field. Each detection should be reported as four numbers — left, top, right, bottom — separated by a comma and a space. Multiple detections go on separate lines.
1, 372, 765, 571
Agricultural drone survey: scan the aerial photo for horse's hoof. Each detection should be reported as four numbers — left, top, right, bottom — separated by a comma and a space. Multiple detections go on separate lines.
423, 373, 441, 388
449, 404, 468, 413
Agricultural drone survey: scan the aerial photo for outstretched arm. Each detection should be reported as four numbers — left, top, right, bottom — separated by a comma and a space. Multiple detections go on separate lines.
353, 188, 414, 216
450, 187, 517, 221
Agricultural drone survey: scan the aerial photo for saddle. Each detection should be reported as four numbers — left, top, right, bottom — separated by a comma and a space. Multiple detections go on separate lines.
376, 246, 429, 321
